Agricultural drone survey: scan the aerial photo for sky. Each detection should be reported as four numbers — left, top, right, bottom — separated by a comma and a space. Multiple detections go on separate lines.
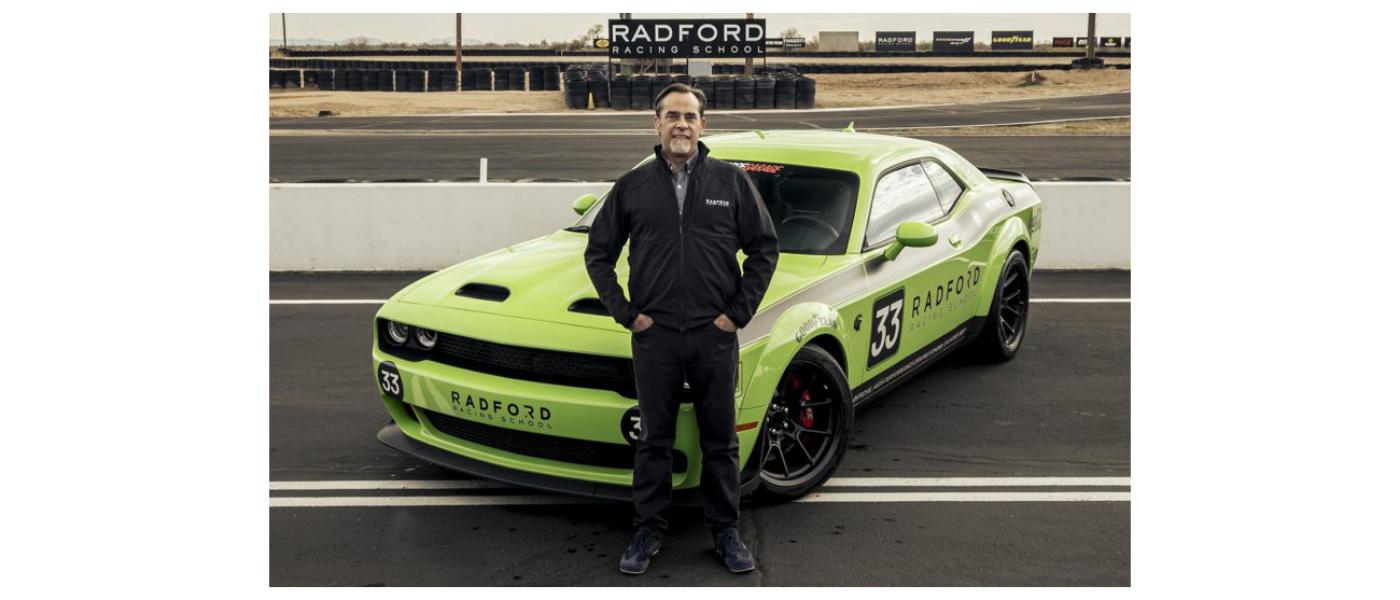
268, 13, 1130, 45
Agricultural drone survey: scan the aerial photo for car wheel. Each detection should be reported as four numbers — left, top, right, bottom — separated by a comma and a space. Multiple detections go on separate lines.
753, 344, 853, 502
970, 249, 1030, 362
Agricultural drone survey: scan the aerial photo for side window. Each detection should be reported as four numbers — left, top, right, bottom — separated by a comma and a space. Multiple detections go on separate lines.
865, 163, 945, 247
921, 159, 965, 214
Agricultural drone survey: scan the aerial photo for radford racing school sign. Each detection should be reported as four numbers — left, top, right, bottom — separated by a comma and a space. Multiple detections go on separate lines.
608, 18, 767, 57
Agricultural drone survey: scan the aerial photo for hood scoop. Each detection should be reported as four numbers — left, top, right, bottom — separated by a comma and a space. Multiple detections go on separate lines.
456, 283, 511, 302
567, 298, 610, 316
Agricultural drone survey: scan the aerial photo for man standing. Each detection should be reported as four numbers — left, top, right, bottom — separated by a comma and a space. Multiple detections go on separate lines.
584, 83, 778, 575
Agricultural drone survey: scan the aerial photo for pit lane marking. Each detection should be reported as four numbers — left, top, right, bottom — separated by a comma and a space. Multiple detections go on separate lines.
271, 476, 1128, 491
270, 491, 1128, 508
268, 298, 1131, 305
270, 476, 1130, 507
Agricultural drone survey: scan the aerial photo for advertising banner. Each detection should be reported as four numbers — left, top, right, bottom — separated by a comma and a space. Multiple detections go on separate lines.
608, 19, 766, 58
933, 31, 974, 52
783, 37, 806, 49
990, 30, 1033, 50
1052, 37, 1074, 47
875, 31, 916, 52
1099, 36, 1123, 48
1076, 37, 1089, 47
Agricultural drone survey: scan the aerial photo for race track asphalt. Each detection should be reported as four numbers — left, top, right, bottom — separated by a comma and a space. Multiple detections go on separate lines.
269, 92, 1130, 182
269, 271, 1130, 586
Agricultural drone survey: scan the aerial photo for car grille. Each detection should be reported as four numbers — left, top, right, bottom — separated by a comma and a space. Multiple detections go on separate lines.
422, 409, 686, 474
378, 320, 636, 397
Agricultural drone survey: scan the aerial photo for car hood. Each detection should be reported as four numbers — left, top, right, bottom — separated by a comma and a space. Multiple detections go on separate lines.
395, 230, 841, 332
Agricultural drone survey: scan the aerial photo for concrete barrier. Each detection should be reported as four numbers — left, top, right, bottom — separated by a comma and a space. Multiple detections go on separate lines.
269, 181, 1128, 271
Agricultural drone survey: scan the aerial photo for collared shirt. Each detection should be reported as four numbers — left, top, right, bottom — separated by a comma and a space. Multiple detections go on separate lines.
667, 150, 699, 216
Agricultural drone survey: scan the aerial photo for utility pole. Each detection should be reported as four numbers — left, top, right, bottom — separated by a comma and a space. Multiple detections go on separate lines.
1087, 13, 1097, 61
281, 13, 288, 50
455, 13, 463, 75
744, 13, 754, 76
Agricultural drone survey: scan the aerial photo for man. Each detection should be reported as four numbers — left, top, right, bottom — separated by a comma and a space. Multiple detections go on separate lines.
584, 83, 778, 575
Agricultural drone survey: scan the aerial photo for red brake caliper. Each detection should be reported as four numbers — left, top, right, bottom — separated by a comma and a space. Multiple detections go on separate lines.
799, 390, 815, 428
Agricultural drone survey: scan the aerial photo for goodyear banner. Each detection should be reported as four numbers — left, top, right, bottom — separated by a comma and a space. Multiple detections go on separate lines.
875, 31, 916, 52
991, 30, 1033, 50
607, 18, 766, 58
1076, 37, 1089, 47
932, 30, 974, 52
1099, 36, 1123, 48
1052, 37, 1074, 48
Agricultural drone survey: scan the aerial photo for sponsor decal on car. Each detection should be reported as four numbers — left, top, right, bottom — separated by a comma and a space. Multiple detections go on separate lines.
448, 390, 553, 430
867, 288, 905, 367
731, 162, 785, 174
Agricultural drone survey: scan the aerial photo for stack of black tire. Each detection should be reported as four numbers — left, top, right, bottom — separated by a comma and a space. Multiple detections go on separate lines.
586, 70, 609, 108
395, 70, 425, 92
795, 76, 816, 109
270, 70, 299, 89
754, 76, 776, 109
712, 77, 735, 110
611, 75, 632, 110
377, 69, 394, 92
563, 68, 588, 108
774, 74, 797, 109
629, 75, 651, 110
543, 65, 561, 91
333, 70, 349, 91
693, 76, 715, 110
733, 76, 755, 109
317, 70, 335, 91
302, 70, 319, 88
437, 70, 459, 92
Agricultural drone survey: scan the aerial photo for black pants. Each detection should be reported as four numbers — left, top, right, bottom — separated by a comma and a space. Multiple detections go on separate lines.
630, 322, 740, 535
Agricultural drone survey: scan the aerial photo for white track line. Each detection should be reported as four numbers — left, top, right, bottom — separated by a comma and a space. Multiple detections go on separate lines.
269, 298, 1129, 305
270, 476, 1129, 492
793, 491, 1129, 503
271, 495, 596, 508
270, 480, 513, 491
270, 491, 1128, 508
822, 476, 1129, 487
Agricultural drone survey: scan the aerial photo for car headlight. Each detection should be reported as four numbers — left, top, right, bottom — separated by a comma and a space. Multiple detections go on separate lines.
414, 327, 438, 350
385, 321, 410, 346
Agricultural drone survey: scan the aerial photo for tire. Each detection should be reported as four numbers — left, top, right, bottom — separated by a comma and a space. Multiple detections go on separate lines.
752, 344, 853, 502
969, 250, 1031, 362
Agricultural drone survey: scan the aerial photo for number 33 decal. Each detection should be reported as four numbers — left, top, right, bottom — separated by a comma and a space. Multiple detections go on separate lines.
378, 362, 404, 400
867, 289, 904, 368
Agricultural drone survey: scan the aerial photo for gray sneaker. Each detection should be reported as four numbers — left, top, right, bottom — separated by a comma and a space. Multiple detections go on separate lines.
712, 527, 755, 573
618, 528, 663, 575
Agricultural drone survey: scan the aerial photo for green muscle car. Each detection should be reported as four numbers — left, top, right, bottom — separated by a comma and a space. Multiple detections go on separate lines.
373, 129, 1043, 501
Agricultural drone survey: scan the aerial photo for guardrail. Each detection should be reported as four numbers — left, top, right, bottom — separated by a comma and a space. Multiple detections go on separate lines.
269, 181, 1128, 271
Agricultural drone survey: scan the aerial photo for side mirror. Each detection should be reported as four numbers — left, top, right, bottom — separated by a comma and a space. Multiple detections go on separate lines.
572, 193, 599, 216
883, 221, 939, 261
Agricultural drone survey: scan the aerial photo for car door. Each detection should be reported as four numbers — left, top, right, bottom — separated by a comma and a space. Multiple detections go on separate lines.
857, 161, 975, 386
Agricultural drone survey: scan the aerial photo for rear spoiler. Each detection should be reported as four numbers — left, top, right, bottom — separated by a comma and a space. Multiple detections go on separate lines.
979, 167, 1031, 184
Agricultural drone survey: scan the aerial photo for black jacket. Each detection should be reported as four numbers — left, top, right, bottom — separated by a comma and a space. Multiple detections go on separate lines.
585, 141, 779, 331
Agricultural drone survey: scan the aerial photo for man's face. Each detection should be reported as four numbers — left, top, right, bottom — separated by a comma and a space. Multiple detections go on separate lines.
654, 91, 706, 159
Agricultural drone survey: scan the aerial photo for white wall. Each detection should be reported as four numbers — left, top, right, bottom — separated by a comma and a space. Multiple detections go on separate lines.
1033, 182, 1131, 269
269, 181, 1128, 271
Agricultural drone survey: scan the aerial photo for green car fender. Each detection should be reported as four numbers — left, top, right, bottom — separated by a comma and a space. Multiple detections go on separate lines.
740, 301, 848, 417
973, 213, 1033, 318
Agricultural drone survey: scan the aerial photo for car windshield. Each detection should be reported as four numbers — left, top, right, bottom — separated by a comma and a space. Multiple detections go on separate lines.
573, 160, 860, 255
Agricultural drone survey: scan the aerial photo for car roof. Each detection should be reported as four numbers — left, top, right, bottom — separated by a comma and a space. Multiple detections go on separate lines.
701, 129, 959, 177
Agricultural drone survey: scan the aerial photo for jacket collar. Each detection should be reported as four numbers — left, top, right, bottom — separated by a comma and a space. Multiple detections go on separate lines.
653, 140, 710, 174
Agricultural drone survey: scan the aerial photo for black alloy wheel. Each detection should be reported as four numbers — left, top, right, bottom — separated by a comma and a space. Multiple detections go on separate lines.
971, 249, 1030, 362
755, 345, 852, 501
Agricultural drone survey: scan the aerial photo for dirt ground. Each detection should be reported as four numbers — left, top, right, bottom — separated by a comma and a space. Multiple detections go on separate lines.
269, 69, 1129, 119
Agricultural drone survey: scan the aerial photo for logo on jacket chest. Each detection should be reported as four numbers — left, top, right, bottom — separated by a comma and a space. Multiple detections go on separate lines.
704, 198, 730, 207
